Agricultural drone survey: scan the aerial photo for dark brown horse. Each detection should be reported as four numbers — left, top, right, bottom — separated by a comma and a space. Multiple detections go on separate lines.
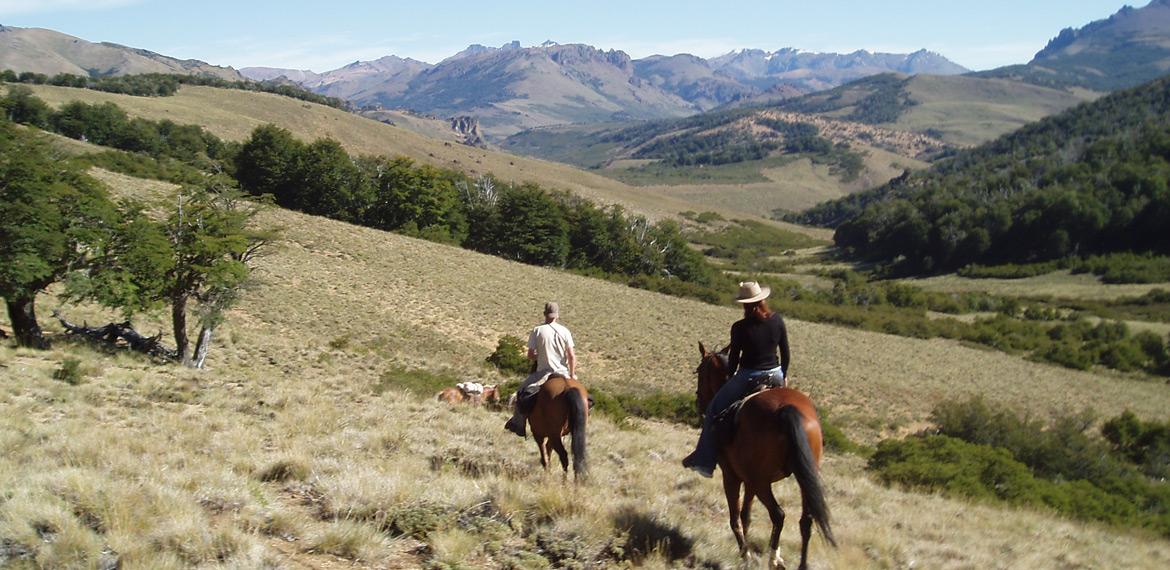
696, 342, 836, 569
527, 375, 589, 480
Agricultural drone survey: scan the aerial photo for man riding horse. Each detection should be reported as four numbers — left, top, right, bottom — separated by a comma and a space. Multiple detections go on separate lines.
504, 301, 577, 437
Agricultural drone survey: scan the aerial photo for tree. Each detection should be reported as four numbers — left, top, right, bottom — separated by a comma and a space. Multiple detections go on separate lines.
234, 124, 304, 204
294, 138, 371, 222
361, 156, 466, 242
0, 123, 116, 348
1, 86, 51, 128
84, 181, 275, 367
494, 183, 569, 267
161, 183, 275, 367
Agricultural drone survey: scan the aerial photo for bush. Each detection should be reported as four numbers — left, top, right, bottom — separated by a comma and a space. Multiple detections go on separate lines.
52, 358, 86, 385
819, 408, 861, 454
1103, 411, 1170, 479
868, 433, 1170, 534
486, 335, 530, 376
869, 435, 1042, 503
881, 398, 1170, 535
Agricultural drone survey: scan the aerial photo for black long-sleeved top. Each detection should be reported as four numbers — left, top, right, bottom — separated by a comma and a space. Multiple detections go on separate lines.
727, 313, 790, 374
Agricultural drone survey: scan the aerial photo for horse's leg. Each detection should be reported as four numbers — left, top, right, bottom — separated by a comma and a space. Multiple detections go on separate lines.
756, 484, 787, 570
551, 436, 570, 476
741, 488, 756, 555
721, 471, 749, 557
798, 506, 813, 570
536, 437, 550, 470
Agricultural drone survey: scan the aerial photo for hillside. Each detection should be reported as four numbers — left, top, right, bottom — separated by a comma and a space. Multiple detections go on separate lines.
976, 0, 1170, 91
502, 94, 942, 213
765, 73, 1097, 147
2, 169, 1168, 567
794, 73, 1170, 273
5, 82, 756, 225
7, 82, 850, 230
0, 25, 242, 80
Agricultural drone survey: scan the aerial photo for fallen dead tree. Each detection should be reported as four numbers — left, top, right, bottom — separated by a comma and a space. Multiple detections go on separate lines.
53, 311, 177, 360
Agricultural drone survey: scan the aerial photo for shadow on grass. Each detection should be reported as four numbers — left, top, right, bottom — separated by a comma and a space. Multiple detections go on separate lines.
612, 506, 695, 563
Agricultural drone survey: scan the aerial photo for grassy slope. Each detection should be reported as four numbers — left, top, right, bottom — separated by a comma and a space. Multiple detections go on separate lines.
894, 75, 1098, 147
622, 144, 926, 217
2, 170, 1169, 567
358, 109, 465, 144
11, 84, 741, 225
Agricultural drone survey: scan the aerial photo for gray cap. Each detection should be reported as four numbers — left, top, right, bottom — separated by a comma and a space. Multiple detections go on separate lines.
544, 302, 559, 317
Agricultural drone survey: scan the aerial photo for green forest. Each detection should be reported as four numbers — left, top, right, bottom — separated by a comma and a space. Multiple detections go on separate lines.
793, 74, 1170, 275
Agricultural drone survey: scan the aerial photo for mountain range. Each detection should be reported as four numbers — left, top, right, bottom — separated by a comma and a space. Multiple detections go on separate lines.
4, 0, 1169, 144
239, 43, 968, 139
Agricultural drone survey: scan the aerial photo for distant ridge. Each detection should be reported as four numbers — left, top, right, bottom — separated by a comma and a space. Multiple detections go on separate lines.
241, 40, 968, 139
0, 25, 242, 80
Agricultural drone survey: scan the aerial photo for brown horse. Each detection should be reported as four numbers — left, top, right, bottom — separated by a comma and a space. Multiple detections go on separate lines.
436, 384, 500, 407
696, 342, 836, 569
527, 375, 589, 480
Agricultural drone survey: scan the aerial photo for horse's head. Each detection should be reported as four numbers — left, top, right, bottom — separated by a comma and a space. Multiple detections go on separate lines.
482, 385, 500, 405
695, 342, 731, 413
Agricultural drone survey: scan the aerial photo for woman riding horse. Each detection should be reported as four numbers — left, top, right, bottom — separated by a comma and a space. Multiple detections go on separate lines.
683, 281, 790, 478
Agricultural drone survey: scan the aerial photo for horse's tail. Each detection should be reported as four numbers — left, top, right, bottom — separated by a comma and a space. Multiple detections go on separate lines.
778, 405, 836, 547
566, 387, 589, 480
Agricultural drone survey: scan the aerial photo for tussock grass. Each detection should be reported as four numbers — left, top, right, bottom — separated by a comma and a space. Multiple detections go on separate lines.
2, 172, 1169, 567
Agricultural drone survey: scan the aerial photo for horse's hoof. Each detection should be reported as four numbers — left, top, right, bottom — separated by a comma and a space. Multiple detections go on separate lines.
769, 553, 787, 570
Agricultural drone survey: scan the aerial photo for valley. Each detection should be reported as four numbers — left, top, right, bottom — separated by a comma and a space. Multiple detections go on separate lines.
3, 1, 1170, 568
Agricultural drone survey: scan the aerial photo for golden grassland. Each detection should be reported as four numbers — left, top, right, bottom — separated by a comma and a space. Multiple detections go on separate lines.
2, 172, 1169, 568
893, 76, 1098, 147
638, 146, 927, 217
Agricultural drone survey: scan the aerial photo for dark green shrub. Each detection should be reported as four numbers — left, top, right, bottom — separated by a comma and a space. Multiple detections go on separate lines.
587, 388, 699, 427
819, 408, 860, 454
375, 367, 458, 397
868, 435, 1041, 503
1103, 411, 1170, 479
486, 335, 530, 376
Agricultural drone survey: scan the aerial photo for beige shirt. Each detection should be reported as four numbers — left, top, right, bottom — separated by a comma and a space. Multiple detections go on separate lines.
528, 322, 574, 376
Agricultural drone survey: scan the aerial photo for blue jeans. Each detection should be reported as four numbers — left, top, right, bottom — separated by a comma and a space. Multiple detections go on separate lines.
688, 366, 784, 470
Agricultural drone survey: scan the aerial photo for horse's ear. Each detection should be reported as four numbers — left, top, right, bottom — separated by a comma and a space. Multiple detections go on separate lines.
719, 345, 730, 355
698, 342, 708, 357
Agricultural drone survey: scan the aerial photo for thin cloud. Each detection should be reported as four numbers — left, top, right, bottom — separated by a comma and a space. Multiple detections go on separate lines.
0, 0, 142, 15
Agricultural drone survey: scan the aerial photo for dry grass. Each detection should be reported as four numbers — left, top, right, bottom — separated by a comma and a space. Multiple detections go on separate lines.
2, 172, 1169, 568
908, 271, 1170, 301
894, 75, 1099, 147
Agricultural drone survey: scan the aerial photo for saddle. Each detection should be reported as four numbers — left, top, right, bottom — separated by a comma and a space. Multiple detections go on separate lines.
713, 372, 787, 437
456, 381, 485, 396
516, 373, 592, 414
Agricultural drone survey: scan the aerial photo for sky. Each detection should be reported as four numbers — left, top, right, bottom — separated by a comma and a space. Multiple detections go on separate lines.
0, 0, 1144, 72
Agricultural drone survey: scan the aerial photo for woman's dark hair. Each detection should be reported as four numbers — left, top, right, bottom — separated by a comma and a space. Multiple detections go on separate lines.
743, 300, 773, 321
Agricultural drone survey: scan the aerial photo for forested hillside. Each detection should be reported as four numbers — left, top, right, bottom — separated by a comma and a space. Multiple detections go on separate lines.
793, 74, 1170, 274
